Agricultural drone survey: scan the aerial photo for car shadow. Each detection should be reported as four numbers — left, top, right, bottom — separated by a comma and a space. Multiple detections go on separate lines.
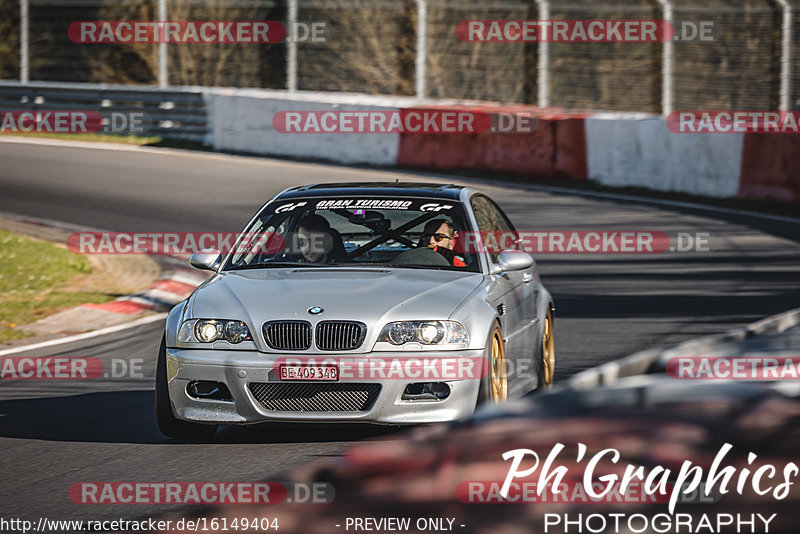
0, 391, 406, 444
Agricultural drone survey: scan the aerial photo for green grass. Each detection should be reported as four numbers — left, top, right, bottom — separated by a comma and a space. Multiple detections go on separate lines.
0, 230, 115, 342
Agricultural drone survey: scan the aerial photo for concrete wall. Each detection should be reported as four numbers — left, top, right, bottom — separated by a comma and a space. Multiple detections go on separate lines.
585, 113, 745, 198
206, 90, 400, 166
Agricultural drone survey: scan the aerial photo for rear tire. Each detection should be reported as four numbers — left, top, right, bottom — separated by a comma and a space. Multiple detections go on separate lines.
155, 335, 218, 441
478, 322, 508, 405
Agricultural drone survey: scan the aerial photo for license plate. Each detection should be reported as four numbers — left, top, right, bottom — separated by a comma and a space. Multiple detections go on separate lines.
279, 364, 339, 381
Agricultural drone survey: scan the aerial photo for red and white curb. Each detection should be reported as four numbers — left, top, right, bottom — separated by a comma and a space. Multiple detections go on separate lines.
81, 261, 209, 315
0, 211, 209, 332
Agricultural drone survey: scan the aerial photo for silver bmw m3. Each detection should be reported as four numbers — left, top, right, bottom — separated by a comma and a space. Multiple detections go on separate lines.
156, 183, 555, 439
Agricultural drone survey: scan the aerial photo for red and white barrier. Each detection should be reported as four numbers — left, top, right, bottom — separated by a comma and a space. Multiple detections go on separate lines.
206, 91, 799, 205
396, 105, 588, 180
739, 134, 800, 203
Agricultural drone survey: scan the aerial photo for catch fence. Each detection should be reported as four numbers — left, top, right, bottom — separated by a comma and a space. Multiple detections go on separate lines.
0, 0, 798, 114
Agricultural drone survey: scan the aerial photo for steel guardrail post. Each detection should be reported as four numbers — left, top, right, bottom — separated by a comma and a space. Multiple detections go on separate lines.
655, 0, 674, 116
20, 0, 29, 83
776, 0, 793, 111
415, 0, 428, 99
158, 0, 168, 88
534, 0, 550, 108
287, 0, 298, 93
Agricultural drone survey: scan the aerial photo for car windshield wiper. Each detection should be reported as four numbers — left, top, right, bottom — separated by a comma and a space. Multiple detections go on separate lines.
391, 265, 454, 270
357, 262, 453, 271
225, 262, 326, 271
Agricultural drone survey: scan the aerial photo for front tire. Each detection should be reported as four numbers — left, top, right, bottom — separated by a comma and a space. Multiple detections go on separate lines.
155, 335, 218, 441
478, 322, 508, 405
538, 308, 555, 388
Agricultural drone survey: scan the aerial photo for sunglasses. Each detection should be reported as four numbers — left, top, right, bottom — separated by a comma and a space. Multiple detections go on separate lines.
429, 233, 453, 242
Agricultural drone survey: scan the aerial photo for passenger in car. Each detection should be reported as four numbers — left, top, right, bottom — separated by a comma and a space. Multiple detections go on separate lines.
421, 219, 466, 267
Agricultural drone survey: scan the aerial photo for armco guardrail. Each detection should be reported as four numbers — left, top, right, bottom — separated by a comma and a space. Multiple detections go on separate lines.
568, 306, 800, 389
0, 82, 208, 143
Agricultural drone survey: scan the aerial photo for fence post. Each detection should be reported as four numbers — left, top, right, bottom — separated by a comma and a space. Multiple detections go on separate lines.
287, 0, 298, 92
776, 0, 793, 111
416, 0, 427, 99
534, 0, 549, 107
20, 0, 29, 83
655, 0, 673, 116
158, 0, 167, 87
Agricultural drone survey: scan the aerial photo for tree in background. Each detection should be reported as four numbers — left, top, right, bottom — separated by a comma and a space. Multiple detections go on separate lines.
0, 0, 20, 80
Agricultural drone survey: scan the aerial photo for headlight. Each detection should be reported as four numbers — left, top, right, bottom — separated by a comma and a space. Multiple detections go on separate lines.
178, 319, 253, 344
197, 321, 221, 343
378, 321, 468, 345
387, 322, 416, 345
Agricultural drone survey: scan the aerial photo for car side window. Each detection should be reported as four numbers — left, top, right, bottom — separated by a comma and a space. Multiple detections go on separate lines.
471, 195, 515, 262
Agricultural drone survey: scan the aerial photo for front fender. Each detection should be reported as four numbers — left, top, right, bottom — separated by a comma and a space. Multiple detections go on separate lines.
165, 300, 189, 347
449, 278, 501, 352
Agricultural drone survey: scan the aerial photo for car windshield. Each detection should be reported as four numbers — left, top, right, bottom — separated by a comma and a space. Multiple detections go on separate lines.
224, 196, 480, 272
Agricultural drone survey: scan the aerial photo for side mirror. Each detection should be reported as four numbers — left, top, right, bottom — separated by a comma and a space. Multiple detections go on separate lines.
190, 248, 221, 271
495, 250, 534, 273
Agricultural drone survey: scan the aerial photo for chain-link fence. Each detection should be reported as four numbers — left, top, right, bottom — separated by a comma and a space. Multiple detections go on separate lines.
1, 0, 798, 113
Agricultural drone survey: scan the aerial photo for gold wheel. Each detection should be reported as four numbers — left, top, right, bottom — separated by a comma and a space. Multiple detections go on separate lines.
490, 329, 507, 402
541, 310, 555, 386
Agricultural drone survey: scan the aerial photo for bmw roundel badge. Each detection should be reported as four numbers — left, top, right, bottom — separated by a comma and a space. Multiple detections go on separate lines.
308, 306, 324, 315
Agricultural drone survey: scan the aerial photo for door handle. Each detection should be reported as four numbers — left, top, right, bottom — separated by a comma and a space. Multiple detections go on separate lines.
522, 273, 533, 283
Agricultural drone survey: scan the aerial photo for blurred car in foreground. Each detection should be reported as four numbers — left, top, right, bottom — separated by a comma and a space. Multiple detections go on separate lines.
154, 377, 800, 533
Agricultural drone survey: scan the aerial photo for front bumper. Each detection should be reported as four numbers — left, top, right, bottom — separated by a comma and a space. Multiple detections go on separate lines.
165, 347, 484, 425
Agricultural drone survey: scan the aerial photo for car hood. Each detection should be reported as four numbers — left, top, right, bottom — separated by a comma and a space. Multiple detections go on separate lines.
189, 267, 484, 350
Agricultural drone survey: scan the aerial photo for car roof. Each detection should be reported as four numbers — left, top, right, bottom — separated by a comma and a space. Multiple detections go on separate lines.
276, 182, 467, 201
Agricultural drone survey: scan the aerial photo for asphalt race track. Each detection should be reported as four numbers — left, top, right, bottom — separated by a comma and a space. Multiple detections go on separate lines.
1, 140, 800, 521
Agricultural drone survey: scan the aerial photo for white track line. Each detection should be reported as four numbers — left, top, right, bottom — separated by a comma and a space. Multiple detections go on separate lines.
0, 209, 107, 233
0, 313, 167, 357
